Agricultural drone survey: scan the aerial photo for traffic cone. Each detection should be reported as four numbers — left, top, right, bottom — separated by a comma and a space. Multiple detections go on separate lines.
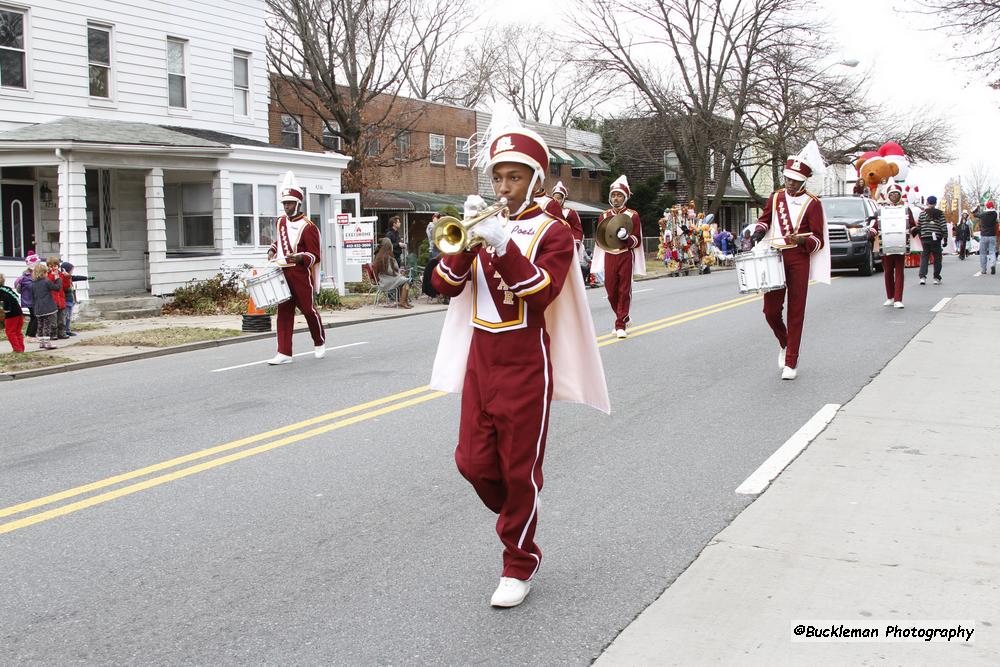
247, 295, 265, 315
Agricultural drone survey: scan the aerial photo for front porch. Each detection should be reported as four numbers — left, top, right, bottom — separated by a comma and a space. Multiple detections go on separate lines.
0, 118, 349, 303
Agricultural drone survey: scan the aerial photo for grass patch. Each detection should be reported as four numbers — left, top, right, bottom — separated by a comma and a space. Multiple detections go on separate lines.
71, 321, 109, 332
338, 294, 369, 309
0, 351, 72, 373
78, 327, 243, 347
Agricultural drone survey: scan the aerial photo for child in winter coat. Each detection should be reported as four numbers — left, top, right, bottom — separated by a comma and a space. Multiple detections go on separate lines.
59, 261, 89, 336
46, 256, 68, 339
30, 262, 61, 350
0, 273, 25, 353
14, 253, 39, 340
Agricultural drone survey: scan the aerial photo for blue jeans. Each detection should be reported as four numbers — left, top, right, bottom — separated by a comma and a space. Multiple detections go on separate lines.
980, 236, 997, 273
64, 302, 74, 334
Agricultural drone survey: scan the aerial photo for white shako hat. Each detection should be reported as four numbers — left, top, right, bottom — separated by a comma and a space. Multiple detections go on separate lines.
552, 181, 569, 198
609, 175, 631, 205
886, 178, 903, 197
279, 171, 305, 205
783, 140, 825, 183
473, 102, 550, 215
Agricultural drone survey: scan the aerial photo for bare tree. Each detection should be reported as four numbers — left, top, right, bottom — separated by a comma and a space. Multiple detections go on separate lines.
914, 1, 1000, 79
573, 0, 808, 214
965, 161, 998, 205
267, 0, 435, 193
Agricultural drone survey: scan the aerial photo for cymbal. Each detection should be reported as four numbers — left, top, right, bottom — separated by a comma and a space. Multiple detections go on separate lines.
596, 213, 632, 253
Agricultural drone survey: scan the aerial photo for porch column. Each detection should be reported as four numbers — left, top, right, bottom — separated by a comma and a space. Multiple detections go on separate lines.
214, 169, 233, 252
146, 168, 166, 295
59, 153, 90, 302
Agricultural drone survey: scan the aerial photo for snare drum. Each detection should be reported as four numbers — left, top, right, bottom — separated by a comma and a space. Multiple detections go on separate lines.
246, 267, 292, 308
735, 247, 786, 294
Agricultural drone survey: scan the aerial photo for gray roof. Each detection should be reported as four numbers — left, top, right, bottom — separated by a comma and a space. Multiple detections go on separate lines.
0, 117, 231, 148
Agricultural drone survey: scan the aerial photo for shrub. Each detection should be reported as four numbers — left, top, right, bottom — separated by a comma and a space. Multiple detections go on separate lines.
164, 263, 251, 315
316, 288, 341, 308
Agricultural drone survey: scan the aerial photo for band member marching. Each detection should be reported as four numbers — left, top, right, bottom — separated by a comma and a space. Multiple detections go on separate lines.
592, 176, 645, 338
430, 114, 609, 608
266, 172, 326, 365
550, 181, 585, 253
870, 179, 916, 308
750, 142, 831, 380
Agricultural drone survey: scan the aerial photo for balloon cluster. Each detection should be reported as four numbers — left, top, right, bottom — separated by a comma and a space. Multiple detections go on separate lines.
853, 142, 909, 196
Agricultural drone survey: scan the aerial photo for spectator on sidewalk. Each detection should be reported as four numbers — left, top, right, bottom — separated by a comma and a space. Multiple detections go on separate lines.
59, 261, 89, 336
0, 273, 26, 353
423, 213, 442, 301
916, 196, 947, 285
14, 253, 39, 341
29, 262, 61, 350
46, 256, 69, 339
373, 238, 412, 309
955, 211, 972, 260
972, 201, 997, 275
739, 229, 754, 252
385, 216, 405, 267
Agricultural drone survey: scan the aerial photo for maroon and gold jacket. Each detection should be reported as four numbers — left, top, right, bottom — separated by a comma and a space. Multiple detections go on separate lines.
753, 190, 825, 255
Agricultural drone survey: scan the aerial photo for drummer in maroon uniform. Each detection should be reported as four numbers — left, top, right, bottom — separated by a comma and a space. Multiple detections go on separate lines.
266, 172, 326, 365
430, 119, 608, 608
869, 180, 916, 309
750, 142, 830, 380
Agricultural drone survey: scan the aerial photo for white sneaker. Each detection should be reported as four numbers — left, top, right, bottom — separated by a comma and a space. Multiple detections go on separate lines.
883, 298, 894, 307
490, 577, 531, 608
893, 301, 905, 309
919, 278, 926, 285
933, 278, 941, 285
267, 353, 293, 365
615, 329, 627, 339
781, 366, 797, 380
778, 347, 786, 369
314, 345, 326, 359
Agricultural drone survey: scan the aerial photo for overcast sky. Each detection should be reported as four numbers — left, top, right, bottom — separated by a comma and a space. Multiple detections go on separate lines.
482, 0, 999, 198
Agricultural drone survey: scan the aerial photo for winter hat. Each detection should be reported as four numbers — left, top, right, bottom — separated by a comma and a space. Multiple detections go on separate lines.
986, 201, 995, 210
25, 252, 39, 265
927, 195, 937, 205
61, 261, 74, 272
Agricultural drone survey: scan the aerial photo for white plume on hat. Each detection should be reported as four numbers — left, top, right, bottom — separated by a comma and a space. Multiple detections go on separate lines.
609, 175, 631, 206
279, 171, 304, 203
471, 100, 524, 172
784, 140, 826, 182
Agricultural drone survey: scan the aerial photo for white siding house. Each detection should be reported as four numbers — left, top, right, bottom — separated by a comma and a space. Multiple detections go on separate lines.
0, 1, 348, 301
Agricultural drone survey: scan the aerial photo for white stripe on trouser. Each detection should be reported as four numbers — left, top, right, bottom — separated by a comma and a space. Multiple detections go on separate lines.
517, 327, 549, 579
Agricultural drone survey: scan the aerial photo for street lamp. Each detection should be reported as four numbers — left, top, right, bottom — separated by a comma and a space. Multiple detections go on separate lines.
838, 59, 860, 68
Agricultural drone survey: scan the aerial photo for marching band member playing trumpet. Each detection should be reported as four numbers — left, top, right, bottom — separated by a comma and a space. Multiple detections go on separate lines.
266, 171, 325, 365
749, 142, 830, 380
592, 175, 644, 338
430, 116, 608, 608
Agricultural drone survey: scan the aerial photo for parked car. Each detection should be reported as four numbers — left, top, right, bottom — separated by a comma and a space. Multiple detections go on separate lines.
821, 196, 881, 276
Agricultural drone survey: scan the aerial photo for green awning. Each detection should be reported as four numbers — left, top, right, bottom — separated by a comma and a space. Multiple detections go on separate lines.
548, 149, 569, 165
365, 190, 469, 213
587, 153, 612, 172
553, 148, 585, 168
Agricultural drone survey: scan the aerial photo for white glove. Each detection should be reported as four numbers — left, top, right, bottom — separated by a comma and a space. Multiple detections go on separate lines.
464, 195, 487, 221
471, 214, 510, 255
616, 227, 629, 240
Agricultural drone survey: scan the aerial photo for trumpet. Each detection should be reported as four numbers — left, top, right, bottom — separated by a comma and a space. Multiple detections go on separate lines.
432, 198, 509, 255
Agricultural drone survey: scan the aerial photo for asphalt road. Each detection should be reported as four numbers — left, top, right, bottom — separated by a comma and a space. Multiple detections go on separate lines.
2, 255, 994, 665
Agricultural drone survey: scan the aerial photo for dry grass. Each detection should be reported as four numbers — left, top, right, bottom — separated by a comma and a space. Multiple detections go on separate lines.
71, 322, 109, 332
0, 351, 72, 373
78, 327, 243, 347
338, 294, 369, 310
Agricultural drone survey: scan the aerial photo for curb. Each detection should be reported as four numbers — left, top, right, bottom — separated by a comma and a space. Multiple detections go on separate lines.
0, 306, 445, 382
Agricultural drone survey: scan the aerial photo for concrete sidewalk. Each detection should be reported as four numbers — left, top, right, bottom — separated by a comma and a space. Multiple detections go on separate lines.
596, 294, 999, 665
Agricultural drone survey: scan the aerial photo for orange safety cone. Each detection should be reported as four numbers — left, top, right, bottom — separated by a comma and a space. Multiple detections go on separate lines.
247, 295, 265, 315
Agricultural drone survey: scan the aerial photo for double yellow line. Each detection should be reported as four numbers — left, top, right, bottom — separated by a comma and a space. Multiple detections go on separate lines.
2, 285, 792, 536
0, 386, 445, 535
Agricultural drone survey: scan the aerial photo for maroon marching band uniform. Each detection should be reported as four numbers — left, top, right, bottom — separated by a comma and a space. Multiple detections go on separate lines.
268, 213, 326, 355
753, 189, 825, 370
869, 203, 917, 303
431, 203, 574, 580
597, 206, 642, 330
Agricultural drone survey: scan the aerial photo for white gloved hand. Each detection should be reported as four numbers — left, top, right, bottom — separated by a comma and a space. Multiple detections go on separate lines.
471, 214, 510, 255
463, 195, 487, 221
616, 226, 629, 240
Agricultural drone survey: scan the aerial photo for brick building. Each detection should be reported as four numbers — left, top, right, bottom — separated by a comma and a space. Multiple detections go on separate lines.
270, 81, 610, 258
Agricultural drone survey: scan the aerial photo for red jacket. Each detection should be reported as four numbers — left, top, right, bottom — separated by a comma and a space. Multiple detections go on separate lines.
48, 270, 67, 309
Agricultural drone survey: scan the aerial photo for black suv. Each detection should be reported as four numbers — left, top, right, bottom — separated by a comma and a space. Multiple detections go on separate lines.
821, 196, 881, 275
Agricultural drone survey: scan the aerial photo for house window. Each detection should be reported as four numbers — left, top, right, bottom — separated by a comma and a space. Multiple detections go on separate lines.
0, 6, 26, 89
394, 130, 410, 157
455, 137, 470, 167
280, 114, 301, 149
322, 121, 341, 151
549, 161, 560, 178
87, 23, 112, 98
165, 182, 213, 249
571, 167, 582, 179
258, 185, 276, 247
166, 37, 187, 108
429, 133, 445, 164
366, 136, 380, 157
233, 183, 253, 246
233, 50, 250, 117
84, 169, 113, 249
588, 170, 599, 180
663, 150, 680, 181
